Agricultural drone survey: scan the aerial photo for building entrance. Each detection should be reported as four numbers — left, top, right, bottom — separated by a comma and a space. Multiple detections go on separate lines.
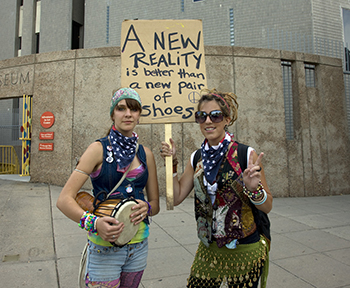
0, 95, 32, 176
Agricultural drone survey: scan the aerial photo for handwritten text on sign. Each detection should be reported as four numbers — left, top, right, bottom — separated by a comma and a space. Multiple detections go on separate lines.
121, 20, 207, 124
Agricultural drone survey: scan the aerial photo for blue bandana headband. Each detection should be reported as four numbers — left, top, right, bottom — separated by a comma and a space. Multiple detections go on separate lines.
110, 88, 142, 116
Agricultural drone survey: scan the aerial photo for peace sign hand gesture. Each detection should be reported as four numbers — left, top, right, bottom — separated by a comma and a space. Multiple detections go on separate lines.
243, 150, 264, 192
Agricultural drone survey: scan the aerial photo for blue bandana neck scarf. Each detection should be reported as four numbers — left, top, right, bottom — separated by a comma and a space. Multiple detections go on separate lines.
108, 127, 139, 171
201, 132, 231, 185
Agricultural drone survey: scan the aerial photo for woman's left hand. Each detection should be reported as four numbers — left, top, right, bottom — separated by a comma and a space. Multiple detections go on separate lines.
130, 200, 149, 225
243, 150, 264, 191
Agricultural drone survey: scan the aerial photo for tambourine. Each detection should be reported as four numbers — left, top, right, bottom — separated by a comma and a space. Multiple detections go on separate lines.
75, 191, 140, 247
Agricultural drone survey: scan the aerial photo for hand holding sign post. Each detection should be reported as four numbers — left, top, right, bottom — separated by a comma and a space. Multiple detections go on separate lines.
121, 19, 207, 209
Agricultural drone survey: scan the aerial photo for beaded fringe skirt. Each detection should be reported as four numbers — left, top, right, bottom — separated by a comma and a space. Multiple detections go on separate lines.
187, 236, 269, 288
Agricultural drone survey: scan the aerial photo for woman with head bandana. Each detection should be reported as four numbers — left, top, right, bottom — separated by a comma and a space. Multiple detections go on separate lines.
57, 88, 160, 287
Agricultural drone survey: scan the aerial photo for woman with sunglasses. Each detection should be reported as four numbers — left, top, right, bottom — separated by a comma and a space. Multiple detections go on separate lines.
160, 88, 272, 288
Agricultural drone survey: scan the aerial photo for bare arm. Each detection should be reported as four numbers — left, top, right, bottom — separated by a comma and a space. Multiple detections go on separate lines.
56, 141, 103, 222
161, 138, 194, 206
56, 141, 124, 242
173, 159, 195, 205
143, 146, 160, 215
129, 146, 160, 225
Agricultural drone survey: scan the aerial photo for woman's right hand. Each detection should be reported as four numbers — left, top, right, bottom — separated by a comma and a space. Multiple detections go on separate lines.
160, 138, 177, 161
96, 216, 125, 242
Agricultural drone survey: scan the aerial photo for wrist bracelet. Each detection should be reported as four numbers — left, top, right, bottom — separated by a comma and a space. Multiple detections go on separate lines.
243, 181, 264, 201
250, 189, 267, 205
79, 211, 88, 229
145, 201, 152, 215
78, 211, 99, 235
94, 216, 99, 231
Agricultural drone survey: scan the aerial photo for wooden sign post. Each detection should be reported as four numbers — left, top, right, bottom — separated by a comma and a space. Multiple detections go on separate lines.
164, 124, 173, 209
121, 19, 207, 209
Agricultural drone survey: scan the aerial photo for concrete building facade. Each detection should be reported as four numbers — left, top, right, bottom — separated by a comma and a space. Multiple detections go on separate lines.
0, 1, 350, 198
0, 46, 349, 198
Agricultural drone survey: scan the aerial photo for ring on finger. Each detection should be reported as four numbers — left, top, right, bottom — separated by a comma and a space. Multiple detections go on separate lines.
140, 213, 143, 218
112, 235, 115, 238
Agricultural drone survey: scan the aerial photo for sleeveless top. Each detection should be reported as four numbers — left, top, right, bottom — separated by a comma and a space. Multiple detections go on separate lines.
193, 141, 257, 248
91, 136, 149, 207
88, 136, 150, 246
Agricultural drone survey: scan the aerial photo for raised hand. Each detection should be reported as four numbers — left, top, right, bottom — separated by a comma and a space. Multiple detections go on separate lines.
243, 150, 264, 191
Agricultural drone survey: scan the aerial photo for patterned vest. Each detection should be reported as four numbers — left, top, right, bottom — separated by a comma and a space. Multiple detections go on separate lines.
194, 141, 257, 248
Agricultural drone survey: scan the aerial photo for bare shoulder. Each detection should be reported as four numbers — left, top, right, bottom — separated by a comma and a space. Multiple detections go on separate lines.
142, 145, 154, 157
80, 141, 103, 163
86, 141, 103, 154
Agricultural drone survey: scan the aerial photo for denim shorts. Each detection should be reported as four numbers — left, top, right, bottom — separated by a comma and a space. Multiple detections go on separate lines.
85, 239, 148, 282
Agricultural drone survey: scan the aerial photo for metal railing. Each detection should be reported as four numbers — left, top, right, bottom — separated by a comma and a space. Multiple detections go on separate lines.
0, 145, 20, 174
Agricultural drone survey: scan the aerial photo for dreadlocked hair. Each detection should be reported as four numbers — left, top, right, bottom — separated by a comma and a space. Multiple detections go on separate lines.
198, 88, 239, 127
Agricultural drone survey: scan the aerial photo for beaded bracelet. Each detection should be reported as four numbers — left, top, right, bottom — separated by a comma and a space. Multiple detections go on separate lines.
250, 189, 267, 205
78, 211, 99, 235
243, 181, 265, 201
79, 211, 88, 228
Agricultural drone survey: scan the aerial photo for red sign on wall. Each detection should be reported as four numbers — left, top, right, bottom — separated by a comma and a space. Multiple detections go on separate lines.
40, 111, 55, 129
39, 143, 54, 151
39, 132, 54, 140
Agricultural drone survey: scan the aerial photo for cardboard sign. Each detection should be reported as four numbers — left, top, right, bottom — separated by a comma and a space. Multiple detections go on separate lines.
39, 132, 54, 140
39, 143, 54, 151
40, 111, 55, 128
121, 19, 207, 124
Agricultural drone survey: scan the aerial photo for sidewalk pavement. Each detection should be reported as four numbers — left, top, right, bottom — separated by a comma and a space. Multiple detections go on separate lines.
0, 176, 350, 288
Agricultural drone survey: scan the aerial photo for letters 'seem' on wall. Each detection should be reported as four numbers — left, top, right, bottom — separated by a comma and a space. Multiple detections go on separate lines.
121, 19, 207, 124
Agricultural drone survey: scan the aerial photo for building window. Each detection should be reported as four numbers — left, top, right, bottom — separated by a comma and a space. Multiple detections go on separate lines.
72, 21, 83, 49
12, 98, 20, 142
18, 4, 23, 56
343, 8, 350, 71
305, 63, 316, 87
35, 33, 40, 53
345, 47, 350, 71
193, 0, 203, 2
282, 61, 294, 140
106, 5, 110, 44
35, 1, 41, 53
344, 73, 350, 134
230, 8, 234, 46
181, 0, 184, 12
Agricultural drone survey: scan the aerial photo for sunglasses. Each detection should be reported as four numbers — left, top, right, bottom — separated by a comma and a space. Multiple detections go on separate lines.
195, 110, 224, 124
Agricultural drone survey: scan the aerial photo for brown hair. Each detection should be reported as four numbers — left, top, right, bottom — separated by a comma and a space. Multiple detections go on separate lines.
198, 88, 239, 126
106, 98, 142, 136
112, 98, 142, 115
